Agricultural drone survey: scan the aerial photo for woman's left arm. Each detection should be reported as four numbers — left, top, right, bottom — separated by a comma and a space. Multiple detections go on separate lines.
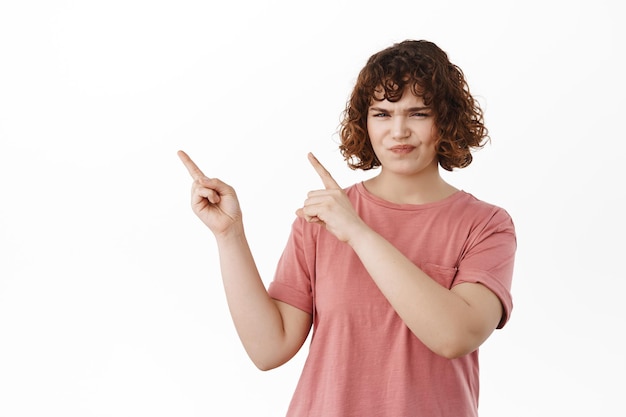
347, 228, 503, 359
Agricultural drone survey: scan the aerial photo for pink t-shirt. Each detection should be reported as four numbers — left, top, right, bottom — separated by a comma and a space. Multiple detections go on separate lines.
268, 183, 516, 417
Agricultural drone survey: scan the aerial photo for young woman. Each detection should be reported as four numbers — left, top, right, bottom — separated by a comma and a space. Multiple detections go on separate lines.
179, 39, 516, 417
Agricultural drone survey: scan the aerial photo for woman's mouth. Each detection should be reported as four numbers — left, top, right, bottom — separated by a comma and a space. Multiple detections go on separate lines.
390, 145, 416, 154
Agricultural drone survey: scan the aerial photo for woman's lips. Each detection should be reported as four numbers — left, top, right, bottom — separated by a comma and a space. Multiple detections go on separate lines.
390, 145, 416, 154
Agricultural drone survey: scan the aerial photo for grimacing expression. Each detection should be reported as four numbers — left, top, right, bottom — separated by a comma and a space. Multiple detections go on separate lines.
366, 89, 439, 178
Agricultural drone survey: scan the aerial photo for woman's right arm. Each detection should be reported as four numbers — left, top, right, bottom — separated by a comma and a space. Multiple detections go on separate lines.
178, 150, 312, 370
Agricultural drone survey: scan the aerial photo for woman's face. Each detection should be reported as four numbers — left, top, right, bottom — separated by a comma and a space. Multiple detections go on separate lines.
366, 89, 439, 178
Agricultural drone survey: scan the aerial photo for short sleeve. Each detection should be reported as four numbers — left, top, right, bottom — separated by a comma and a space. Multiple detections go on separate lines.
267, 218, 315, 315
454, 207, 517, 328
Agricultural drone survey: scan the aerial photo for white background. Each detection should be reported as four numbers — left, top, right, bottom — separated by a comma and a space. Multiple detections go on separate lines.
1, 0, 624, 416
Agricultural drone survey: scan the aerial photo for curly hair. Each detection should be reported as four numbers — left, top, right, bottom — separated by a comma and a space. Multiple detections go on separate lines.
339, 40, 489, 171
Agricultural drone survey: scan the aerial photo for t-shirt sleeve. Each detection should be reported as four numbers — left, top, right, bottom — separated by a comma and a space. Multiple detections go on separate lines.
267, 218, 315, 315
454, 207, 517, 329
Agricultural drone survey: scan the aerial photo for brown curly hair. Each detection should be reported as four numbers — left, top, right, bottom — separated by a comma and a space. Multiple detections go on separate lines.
339, 40, 489, 171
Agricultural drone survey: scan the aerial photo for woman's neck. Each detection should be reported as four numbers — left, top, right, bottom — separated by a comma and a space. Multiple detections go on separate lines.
363, 167, 458, 205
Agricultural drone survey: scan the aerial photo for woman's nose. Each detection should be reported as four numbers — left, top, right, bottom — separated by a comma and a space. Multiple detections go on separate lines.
392, 117, 410, 140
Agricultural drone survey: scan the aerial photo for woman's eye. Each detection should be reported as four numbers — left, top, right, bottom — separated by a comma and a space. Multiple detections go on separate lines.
373, 112, 389, 117
411, 112, 429, 117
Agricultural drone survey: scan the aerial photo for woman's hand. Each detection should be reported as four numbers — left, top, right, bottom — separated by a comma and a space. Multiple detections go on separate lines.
296, 153, 367, 244
178, 150, 242, 237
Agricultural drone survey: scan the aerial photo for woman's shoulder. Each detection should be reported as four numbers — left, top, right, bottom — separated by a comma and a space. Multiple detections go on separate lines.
455, 192, 515, 231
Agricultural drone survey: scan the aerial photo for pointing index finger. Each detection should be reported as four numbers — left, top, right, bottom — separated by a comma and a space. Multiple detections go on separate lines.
177, 150, 206, 180
308, 152, 341, 190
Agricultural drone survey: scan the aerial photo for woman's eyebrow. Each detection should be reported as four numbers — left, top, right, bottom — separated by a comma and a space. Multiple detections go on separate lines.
405, 106, 431, 112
